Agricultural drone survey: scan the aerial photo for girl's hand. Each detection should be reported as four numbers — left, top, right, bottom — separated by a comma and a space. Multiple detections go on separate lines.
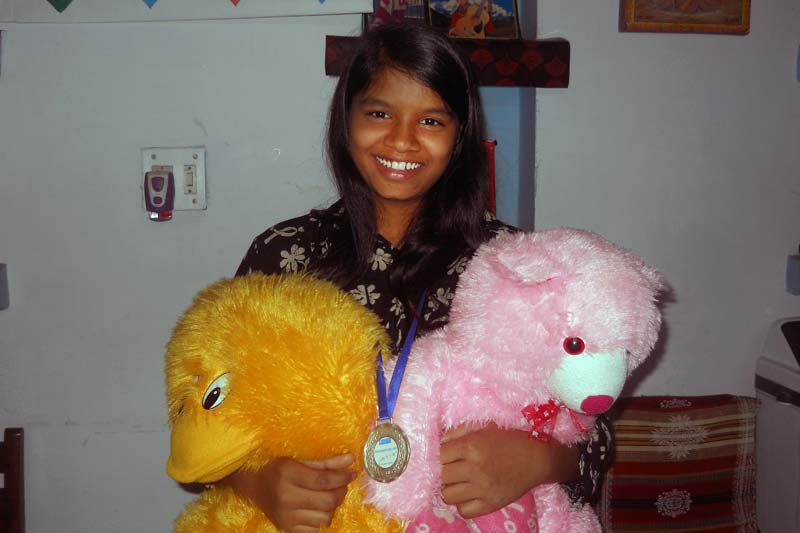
221, 454, 355, 532
439, 423, 579, 519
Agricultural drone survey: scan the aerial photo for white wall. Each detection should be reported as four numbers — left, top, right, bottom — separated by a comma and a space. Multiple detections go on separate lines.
0, 15, 356, 532
534, 0, 800, 395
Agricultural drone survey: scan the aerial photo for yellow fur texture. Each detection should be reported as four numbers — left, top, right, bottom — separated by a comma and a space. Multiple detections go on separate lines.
165, 273, 403, 532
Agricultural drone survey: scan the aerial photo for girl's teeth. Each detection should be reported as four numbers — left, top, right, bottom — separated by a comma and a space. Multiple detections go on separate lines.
377, 157, 420, 171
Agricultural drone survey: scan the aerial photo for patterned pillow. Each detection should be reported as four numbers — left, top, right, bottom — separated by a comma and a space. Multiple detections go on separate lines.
598, 395, 759, 532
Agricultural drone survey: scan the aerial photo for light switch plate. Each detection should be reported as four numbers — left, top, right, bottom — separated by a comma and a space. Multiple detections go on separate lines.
141, 147, 207, 211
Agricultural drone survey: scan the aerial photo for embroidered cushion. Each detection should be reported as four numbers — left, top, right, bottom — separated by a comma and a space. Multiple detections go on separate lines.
598, 395, 759, 532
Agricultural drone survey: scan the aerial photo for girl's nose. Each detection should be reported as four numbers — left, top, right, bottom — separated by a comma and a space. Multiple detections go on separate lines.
384, 121, 419, 152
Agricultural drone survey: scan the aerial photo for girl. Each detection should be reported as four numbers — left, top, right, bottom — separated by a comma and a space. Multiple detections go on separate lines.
229, 22, 612, 532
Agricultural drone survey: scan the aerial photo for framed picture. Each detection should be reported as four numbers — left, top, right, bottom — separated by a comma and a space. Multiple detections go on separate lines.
364, 0, 428, 31
619, 0, 750, 35
427, 0, 520, 40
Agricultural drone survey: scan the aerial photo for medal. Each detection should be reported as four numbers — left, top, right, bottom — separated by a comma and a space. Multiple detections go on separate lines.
363, 291, 426, 483
363, 420, 410, 482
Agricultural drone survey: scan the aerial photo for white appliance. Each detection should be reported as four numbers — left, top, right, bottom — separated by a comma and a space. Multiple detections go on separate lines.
755, 317, 800, 533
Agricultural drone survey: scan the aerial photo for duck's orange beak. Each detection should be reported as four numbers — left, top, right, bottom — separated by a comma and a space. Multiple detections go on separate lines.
166, 410, 259, 484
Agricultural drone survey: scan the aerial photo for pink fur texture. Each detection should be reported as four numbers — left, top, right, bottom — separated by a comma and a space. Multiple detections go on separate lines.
364, 228, 666, 532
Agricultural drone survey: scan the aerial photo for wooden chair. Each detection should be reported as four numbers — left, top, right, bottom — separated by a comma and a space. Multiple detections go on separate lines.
0, 428, 24, 533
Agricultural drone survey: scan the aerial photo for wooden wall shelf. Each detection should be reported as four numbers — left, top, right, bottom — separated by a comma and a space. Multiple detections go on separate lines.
325, 35, 570, 88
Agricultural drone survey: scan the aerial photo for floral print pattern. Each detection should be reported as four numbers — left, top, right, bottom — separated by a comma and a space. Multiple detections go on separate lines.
370, 248, 392, 271
351, 283, 381, 305
279, 244, 306, 272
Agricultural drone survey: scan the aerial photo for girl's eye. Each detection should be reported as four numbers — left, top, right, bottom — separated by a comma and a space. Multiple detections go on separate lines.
368, 111, 389, 119
563, 337, 585, 355
421, 118, 443, 127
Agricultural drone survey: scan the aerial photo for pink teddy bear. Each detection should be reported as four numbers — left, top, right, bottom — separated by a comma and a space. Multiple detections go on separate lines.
364, 228, 666, 533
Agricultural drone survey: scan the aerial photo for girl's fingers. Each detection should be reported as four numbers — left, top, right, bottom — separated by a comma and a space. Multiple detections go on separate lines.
440, 480, 480, 507
301, 453, 354, 470
286, 508, 336, 531
440, 459, 472, 485
293, 464, 355, 492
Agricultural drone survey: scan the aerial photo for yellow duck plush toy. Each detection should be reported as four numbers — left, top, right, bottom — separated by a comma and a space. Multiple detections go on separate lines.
165, 273, 403, 532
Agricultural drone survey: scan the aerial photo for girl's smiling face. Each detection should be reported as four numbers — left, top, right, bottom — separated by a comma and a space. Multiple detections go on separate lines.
348, 67, 460, 220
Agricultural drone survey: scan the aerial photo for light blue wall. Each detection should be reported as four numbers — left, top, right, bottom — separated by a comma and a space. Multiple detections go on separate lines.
480, 0, 537, 230
481, 87, 523, 227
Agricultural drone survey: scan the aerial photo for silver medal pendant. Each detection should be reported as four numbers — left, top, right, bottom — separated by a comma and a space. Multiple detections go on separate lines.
363, 420, 410, 483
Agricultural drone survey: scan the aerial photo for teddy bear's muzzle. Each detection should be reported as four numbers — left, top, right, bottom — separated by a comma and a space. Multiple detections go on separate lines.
547, 350, 629, 415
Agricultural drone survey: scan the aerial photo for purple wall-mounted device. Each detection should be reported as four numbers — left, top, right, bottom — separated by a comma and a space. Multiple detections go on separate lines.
144, 169, 175, 221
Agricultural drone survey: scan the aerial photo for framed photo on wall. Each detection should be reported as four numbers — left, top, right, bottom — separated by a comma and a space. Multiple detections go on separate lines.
427, 0, 520, 40
619, 0, 751, 35
364, 0, 428, 30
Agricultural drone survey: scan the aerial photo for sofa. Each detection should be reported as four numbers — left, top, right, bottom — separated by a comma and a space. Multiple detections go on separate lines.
597, 395, 759, 532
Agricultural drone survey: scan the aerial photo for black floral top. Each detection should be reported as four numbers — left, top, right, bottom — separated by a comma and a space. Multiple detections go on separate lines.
236, 203, 613, 505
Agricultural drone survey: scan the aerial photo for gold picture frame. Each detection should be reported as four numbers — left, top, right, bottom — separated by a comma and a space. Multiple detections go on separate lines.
619, 0, 751, 35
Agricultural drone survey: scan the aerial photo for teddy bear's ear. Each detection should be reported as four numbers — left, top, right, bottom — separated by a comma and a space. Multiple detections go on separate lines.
642, 263, 670, 296
484, 233, 564, 285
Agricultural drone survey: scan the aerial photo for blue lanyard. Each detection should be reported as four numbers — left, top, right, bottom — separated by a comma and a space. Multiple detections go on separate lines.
350, 221, 426, 421
375, 292, 427, 421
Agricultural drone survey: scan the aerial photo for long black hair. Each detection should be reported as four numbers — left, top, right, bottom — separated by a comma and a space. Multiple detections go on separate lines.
313, 22, 490, 315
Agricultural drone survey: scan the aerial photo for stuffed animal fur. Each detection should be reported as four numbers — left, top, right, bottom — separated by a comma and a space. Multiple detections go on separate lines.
365, 228, 667, 532
165, 273, 403, 533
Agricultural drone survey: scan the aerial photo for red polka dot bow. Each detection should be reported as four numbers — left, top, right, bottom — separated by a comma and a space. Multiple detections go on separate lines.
521, 400, 561, 442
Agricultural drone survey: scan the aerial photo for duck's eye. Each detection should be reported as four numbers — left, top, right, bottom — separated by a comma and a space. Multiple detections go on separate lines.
202, 373, 230, 410
563, 337, 585, 355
